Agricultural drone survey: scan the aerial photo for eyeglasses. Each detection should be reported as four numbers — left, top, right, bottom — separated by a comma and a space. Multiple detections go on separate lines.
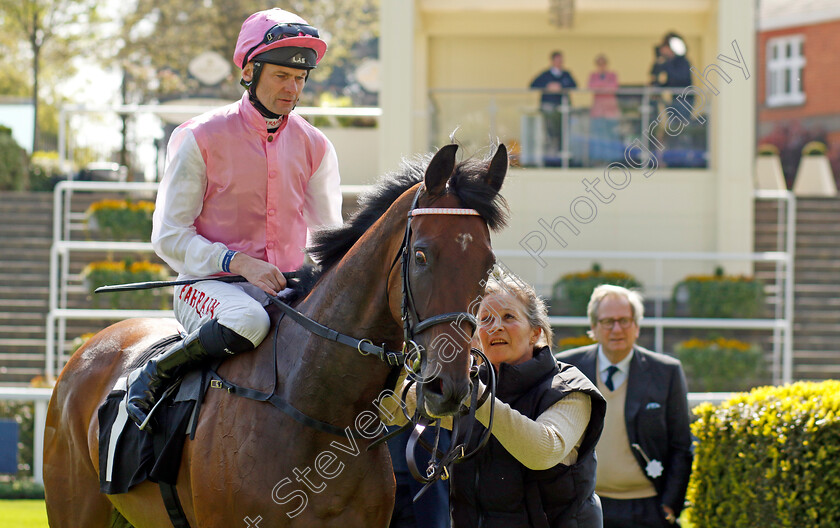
597, 317, 634, 328
243, 23, 320, 66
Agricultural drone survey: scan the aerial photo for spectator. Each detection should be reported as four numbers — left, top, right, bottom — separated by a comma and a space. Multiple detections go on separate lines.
383, 271, 606, 527
387, 425, 451, 528
556, 285, 693, 528
530, 51, 578, 161
650, 34, 694, 122
587, 54, 621, 164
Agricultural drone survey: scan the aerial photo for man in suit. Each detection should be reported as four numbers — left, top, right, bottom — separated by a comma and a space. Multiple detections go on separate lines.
555, 284, 692, 528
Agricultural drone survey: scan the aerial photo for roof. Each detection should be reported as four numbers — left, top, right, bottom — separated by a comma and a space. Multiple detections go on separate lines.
760, 0, 840, 30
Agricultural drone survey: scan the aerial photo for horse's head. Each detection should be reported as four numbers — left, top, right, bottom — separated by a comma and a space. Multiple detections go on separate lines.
396, 144, 508, 417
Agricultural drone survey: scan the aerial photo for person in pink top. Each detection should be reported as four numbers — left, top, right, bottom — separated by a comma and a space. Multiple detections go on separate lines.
587, 54, 621, 164
125, 8, 343, 432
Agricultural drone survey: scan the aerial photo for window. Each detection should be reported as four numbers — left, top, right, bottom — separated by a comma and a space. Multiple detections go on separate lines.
766, 35, 805, 107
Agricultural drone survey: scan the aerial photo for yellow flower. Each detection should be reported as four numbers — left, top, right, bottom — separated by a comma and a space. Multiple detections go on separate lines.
128, 261, 166, 275
557, 335, 596, 349
82, 260, 126, 275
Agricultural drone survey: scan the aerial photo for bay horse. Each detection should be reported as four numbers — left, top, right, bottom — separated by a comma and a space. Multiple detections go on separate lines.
43, 143, 509, 527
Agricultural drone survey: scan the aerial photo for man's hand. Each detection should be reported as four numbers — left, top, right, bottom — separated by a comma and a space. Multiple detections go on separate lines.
662, 504, 676, 524
228, 252, 287, 296
546, 81, 562, 92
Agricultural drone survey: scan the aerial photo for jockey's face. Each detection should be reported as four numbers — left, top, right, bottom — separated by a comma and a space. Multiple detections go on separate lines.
243, 62, 307, 116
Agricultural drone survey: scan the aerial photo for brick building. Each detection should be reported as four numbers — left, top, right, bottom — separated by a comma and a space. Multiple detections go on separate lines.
757, 0, 840, 187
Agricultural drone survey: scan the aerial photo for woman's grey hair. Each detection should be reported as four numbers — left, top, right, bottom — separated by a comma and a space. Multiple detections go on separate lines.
587, 284, 645, 329
483, 270, 553, 348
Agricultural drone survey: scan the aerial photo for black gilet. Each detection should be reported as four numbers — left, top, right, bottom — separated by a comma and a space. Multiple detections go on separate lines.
449, 347, 606, 528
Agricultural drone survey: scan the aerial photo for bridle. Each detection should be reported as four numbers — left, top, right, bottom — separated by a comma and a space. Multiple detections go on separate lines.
396, 185, 482, 355
211, 184, 496, 484
378, 185, 498, 496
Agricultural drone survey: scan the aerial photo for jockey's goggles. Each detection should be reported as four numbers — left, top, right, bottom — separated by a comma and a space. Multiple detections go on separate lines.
242, 23, 321, 67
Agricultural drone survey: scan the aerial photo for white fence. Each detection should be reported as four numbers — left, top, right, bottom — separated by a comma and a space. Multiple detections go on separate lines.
0, 387, 52, 485
495, 190, 795, 385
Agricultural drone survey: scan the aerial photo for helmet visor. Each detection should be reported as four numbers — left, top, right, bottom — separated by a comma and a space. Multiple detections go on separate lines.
242, 23, 320, 67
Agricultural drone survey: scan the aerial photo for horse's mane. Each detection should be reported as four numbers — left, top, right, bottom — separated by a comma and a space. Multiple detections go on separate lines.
307, 150, 510, 273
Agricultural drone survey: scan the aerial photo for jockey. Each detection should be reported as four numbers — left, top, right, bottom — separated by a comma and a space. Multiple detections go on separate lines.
125, 8, 343, 432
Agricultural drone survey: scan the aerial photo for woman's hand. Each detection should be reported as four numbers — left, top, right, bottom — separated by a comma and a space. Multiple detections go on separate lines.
228, 252, 287, 296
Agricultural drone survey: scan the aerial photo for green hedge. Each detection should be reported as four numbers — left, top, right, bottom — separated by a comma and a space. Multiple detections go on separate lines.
0, 479, 44, 499
688, 381, 840, 527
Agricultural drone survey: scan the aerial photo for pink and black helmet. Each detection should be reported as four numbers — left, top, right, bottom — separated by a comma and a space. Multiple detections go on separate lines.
233, 8, 327, 71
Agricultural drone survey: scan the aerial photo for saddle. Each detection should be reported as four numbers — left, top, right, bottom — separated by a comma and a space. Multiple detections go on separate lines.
98, 335, 206, 495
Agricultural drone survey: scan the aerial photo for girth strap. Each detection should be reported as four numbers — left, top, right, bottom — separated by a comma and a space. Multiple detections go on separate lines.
153, 421, 191, 528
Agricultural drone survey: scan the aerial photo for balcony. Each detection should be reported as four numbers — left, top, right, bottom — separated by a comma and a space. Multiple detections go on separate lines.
428, 86, 710, 170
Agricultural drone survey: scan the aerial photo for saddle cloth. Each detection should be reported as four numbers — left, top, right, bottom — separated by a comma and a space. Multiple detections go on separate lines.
98, 335, 203, 495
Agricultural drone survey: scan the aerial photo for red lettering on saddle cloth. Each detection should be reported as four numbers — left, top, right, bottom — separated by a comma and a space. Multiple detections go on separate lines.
187, 288, 199, 307
178, 285, 220, 318
208, 299, 220, 319
195, 291, 206, 311
179, 285, 193, 301
195, 294, 220, 319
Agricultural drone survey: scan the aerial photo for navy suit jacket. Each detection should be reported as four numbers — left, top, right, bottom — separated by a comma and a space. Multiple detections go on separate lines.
555, 344, 693, 516
530, 68, 577, 106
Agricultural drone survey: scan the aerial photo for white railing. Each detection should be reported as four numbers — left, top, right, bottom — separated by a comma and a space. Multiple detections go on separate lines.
495, 191, 796, 384
0, 387, 52, 485
428, 86, 709, 169
58, 103, 382, 177
46, 180, 368, 378
47, 181, 167, 379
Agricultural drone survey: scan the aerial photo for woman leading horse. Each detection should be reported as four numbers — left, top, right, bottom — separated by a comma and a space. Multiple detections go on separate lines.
43, 143, 509, 527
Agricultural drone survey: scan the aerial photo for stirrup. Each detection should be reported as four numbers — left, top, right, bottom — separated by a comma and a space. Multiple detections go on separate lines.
135, 379, 182, 432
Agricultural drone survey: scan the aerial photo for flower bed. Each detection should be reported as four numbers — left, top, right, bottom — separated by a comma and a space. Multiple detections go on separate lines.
674, 337, 764, 392
555, 334, 596, 352
551, 263, 642, 316
82, 259, 170, 309
671, 266, 765, 318
85, 199, 155, 240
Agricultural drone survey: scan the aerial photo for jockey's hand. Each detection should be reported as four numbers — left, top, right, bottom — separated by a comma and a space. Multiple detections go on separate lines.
228, 252, 287, 296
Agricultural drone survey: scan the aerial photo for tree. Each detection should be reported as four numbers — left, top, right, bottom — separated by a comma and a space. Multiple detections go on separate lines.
0, 125, 29, 190
0, 0, 104, 150
117, 0, 378, 105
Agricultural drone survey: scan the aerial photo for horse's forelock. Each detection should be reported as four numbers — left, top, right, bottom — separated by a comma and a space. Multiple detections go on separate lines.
447, 158, 509, 232
305, 150, 508, 277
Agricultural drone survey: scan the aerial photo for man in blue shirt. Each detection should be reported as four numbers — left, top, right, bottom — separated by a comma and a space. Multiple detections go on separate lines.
530, 51, 577, 162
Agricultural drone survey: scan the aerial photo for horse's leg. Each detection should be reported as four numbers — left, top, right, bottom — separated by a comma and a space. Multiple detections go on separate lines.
44, 319, 187, 528
44, 377, 116, 527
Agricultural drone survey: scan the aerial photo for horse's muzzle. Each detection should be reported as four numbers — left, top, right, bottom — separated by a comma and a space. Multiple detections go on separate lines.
420, 374, 471, 417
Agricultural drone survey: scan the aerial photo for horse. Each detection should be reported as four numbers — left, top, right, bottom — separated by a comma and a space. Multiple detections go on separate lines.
43, 143, 510, 527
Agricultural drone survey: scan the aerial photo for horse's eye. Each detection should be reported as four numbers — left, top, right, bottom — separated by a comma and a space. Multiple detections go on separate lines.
415, 250, 427, 265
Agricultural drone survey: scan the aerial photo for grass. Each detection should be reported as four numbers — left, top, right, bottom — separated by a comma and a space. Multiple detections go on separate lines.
0, 497, 694, 528
0, 500, 49, 528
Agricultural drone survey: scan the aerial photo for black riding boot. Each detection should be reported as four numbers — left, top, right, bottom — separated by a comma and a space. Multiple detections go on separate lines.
125, 320, 253, 432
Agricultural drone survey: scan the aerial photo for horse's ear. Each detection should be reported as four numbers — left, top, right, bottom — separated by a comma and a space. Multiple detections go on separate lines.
484, 143, 508, 193
424, 144, 458, 195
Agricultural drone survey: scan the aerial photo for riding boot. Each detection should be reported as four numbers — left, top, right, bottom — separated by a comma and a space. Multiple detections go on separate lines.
125, 320, 253, 432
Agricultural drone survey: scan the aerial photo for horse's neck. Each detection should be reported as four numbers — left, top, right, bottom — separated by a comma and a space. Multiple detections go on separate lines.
304, 197, 410, 349
277, 197, 409, 414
